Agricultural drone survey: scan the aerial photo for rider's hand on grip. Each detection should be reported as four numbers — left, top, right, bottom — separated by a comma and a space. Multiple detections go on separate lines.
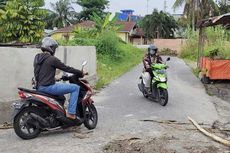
61, 75, 69, 81
82, 70, 89, 76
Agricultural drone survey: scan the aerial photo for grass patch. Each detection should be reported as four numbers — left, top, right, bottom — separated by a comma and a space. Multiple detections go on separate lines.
96, 44, 144, 89
183, 58, 200, 77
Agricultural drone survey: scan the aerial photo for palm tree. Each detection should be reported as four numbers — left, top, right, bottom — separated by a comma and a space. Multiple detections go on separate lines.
49, 0, 77, 28
173, 0, 218, 30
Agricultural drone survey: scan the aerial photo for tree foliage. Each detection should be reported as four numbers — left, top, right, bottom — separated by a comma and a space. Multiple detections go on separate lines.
90, 12, 119, 34
0, 0, 47, 43
141, 9, 178, 39
76, 0, 109, 21
73, 13, 120, 45
218, 0, 230, 15
0, 0, 6, 10
172, 0, 227, 30
47, 0, 78, 29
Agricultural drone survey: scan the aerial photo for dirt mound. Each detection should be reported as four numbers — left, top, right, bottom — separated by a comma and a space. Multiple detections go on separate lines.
103, 137, 176, 153
103, 136, 222, 153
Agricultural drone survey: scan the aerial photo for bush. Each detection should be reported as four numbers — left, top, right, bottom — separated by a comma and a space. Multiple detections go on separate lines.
61, 28, 144, 89
95, 31, 122, 59
204, 27, 230, 59
180, 28, 199, 61
180, 26, 230, 61
160, 48, 178, 56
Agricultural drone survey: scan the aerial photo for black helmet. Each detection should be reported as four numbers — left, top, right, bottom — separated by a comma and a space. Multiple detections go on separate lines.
148, 45, 158, 56
41, 37, 58, 56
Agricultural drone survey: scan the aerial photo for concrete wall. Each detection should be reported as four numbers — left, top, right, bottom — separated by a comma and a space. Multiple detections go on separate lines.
136, 39, 186, 54
0, 46, 96, 124
153, 39, 185, 54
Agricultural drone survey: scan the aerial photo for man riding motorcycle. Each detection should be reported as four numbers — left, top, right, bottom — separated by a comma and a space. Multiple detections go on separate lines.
142, 45, 163, 93
34, 37, 86, 121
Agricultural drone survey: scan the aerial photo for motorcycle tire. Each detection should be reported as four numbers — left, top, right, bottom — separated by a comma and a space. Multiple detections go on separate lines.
84, 104, 98, 130
141, 80, 148, 98
158, 89, 168, 106
13, 107, 42, 140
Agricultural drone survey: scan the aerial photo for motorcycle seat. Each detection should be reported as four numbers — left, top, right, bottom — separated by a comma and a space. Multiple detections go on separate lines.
18, 87, 66, 102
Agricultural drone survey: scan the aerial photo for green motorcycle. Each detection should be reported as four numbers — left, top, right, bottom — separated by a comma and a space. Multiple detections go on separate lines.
138, 57, 170, 106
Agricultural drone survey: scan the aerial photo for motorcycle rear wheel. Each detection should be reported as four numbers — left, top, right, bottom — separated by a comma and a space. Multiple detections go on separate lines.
13, 107, 42, 139
158, 89, 168, 106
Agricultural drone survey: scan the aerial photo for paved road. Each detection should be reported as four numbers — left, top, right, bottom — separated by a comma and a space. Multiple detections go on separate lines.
0, 57, 219, 153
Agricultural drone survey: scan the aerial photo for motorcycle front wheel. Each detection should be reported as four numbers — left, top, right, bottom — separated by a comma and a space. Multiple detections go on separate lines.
158, 89, 168, 106
84, 104, 98, 130
13, 107, 42, 139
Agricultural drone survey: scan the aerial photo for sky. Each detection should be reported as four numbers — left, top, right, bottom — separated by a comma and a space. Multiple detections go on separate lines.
45, 0, 184, 16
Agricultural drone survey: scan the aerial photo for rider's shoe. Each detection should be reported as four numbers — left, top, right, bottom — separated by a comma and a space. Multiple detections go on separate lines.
66, 113, 83, 123
146, 87, 151, 94
66, 113, 76, 120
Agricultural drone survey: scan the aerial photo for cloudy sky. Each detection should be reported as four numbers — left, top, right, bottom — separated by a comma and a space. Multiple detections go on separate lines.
45, 0, 183, 16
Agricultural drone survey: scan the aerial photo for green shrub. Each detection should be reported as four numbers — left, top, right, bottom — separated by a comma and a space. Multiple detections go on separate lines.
95, 31, 122, 59
61, 28, 144, 89
180, 26, 230, 61
180, 28, 199, 61
204, 27, 230, 59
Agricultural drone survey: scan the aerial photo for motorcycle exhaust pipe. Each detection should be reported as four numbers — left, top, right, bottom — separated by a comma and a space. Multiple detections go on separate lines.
30, 113, 49, 127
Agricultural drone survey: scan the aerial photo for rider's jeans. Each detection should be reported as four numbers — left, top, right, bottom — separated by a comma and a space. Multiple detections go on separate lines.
38, 83, 80, 115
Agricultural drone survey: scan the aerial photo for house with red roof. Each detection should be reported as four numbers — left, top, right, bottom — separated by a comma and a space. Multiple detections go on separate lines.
50, 21, 95, 40
116, 21, 147, 45
49, 19, 146, 45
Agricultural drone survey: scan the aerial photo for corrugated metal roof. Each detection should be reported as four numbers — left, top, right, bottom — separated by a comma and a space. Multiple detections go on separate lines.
197, 13, 230, 28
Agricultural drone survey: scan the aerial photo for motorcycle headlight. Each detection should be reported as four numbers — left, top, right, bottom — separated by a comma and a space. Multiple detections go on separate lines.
157, 69, 166, 74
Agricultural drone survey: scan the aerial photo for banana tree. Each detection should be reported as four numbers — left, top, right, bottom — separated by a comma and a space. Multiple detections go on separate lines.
90, 12, 119, 35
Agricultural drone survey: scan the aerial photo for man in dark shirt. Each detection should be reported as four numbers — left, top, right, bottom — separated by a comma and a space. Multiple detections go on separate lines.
34, 37, 85, 120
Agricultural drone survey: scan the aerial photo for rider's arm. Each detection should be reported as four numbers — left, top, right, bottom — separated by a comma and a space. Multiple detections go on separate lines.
143, 54, 151, 69
52, 57, 84, 78
156, 54, 163, 63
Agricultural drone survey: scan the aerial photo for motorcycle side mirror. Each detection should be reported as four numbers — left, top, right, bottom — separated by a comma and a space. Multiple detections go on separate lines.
82, 60, 88, 67
81, 60, 88, 71
166, 57, 171, 61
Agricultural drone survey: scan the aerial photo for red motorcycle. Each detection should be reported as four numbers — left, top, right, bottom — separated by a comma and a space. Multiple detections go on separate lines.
12, 61, 98, 139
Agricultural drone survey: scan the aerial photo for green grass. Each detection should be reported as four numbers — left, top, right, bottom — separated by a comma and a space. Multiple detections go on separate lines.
95, 43, 144, 89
